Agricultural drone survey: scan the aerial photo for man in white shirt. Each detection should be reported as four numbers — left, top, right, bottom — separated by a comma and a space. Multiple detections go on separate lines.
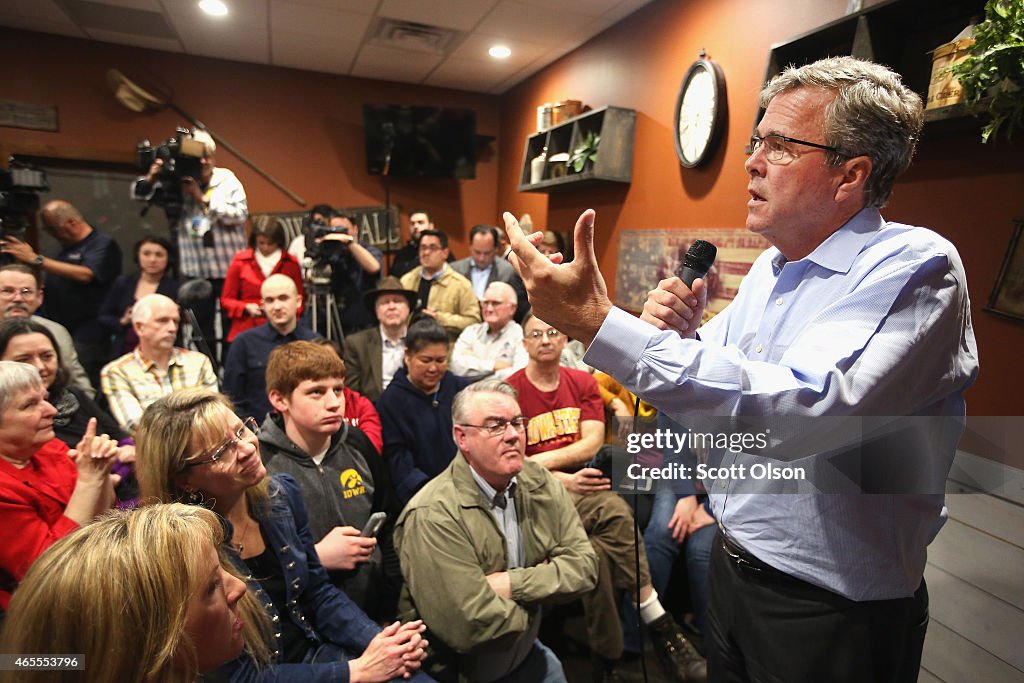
450, 282, 527, 380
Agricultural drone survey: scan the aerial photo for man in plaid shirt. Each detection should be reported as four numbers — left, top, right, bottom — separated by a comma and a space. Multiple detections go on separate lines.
101, 293, 218, 433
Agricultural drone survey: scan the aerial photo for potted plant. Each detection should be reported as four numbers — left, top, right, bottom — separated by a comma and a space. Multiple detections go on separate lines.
948, 0, 1024, 142
569, 130, 600, 173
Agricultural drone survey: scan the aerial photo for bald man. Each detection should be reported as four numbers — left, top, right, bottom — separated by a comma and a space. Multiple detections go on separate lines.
101, 293, 217, 433
0, 199, 121, 389
223, 274, 319, 420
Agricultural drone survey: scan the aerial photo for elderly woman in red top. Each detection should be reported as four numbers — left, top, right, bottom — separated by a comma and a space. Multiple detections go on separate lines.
0, 360, 119, 609
221, 218, 304, 343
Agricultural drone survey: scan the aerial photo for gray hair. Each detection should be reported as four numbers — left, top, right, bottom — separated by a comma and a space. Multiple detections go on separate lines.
191, 129, 216, 156
132, 293, 177, 325
484, 281, 518, 306
0, 360, 43, 417
452, 378, 519, 424
760, 56, 923, 208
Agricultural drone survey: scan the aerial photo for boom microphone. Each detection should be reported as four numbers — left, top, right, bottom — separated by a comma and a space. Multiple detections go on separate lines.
176, 278, 213, 308
676, 240, 717, 287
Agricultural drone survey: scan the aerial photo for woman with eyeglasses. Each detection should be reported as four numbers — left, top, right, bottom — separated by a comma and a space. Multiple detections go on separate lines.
0, 318, 138, 506
0, 360, 118, 610
135, 388, 432, 683
0, 503, 269, 683
376, 318, 472, 506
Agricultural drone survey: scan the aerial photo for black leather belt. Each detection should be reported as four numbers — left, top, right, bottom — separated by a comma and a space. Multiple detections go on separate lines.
720, 533, 800, 584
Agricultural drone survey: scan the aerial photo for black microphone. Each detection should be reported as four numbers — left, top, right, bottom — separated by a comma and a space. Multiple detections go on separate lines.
676, 240, 717, 288
176, 278, 213, 308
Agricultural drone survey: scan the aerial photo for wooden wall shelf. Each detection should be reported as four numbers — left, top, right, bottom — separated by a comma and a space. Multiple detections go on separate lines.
517, 106, 636, 193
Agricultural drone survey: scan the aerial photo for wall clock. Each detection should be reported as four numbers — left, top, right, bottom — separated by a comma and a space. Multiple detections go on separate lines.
674, 55, 726, 168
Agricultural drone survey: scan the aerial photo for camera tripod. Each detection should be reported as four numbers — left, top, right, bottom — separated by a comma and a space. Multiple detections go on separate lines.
305, 262, 345, 343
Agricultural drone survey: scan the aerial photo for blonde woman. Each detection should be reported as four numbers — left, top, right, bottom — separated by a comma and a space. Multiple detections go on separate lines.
135, 388, 432, 683
0, 503, 271, 683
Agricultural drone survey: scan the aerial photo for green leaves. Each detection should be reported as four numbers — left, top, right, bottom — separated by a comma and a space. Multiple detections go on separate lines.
569, 130, 600, 172
947, 0, 1024, 142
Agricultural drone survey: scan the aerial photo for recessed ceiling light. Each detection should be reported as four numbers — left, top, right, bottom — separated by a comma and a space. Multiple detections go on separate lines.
489, 45, 512, 59
199, 0, 229, 17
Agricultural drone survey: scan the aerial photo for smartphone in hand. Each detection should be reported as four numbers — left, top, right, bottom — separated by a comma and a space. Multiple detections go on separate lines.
361, 512, 387, 538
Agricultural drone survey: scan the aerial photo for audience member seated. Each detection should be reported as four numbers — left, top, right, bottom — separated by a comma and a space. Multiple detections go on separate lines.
0, 503, 266, 683
506, 315, 706, 682
221, 218, 303, 344
101, 294, 218, 433
135, 388, 432, 682
390, 210, 452, 279
223, 274, 318, 421
0, 264, 93, 398
451, 224, 529, 322
395, 379, 598, 683
343, 276, 416, 404
377, 319, 471, 506
0, 319, 137, 506
450, 281, 527, 381
0, 361, 117, 610
98, 236, 180, 357
314, 338, 383, 455
261, 341, 399, 620
399, 230, 480, 340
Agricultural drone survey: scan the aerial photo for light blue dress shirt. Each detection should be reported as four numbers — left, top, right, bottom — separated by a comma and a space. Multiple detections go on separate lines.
586, 208, 979, 600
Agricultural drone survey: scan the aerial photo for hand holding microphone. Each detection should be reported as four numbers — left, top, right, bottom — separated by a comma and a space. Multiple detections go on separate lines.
640, 239, 716, 338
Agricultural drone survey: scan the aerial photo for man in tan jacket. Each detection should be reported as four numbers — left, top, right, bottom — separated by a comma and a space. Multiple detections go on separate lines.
395, 379, 597, 683
399, 229, 480, 339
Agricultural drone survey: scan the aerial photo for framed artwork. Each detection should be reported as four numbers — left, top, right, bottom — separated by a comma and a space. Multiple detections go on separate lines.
615, 228, 769, 315
986, 219, 1024, 322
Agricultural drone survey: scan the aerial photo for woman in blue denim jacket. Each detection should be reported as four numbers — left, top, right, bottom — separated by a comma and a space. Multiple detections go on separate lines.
137, 388, 433, 683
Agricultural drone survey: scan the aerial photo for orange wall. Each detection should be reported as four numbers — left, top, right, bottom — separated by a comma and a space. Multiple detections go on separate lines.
496, 0, 1024, 417
0, 27, 502, 252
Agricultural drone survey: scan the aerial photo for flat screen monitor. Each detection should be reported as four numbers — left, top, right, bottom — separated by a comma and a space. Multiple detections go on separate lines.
363, 105, 478, 179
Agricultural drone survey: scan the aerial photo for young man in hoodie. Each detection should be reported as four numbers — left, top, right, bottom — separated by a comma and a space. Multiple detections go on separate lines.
259, 340, 400, 620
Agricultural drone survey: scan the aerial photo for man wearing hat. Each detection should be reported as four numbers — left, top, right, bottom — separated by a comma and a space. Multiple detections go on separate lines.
223, 274, 318, 420
343, 275, 417, 403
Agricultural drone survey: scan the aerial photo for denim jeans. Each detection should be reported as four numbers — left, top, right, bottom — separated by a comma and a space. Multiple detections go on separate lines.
621, 487, 715, 652
494, 640, 566, 683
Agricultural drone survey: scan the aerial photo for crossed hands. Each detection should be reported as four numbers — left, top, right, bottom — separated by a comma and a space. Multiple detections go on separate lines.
666, 496, 716, 543
349, 620, 429, 682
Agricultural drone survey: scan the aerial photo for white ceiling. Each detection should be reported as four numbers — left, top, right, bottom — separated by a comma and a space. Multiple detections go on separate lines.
0, 0, 655, 94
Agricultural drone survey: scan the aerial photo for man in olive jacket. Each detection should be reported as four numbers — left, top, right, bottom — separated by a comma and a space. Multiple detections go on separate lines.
395, 379, 598, 683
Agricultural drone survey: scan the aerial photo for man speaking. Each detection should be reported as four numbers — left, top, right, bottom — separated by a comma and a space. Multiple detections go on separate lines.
503, 56, 979, 682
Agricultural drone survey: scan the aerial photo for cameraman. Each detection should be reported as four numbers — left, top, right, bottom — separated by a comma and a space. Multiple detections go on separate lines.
295, 206, 383, 335
131, 128, 247, 360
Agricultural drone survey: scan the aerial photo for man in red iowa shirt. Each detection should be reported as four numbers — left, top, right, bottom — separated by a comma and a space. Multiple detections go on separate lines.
506, 315, 705, 682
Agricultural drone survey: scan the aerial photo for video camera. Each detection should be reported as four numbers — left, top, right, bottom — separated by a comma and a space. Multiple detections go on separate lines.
0, 158, 49, 244
303, 215, 351, 264
135, 127, 206, 220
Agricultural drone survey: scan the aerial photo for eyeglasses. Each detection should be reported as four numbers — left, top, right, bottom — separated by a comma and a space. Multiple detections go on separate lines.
0, 287, 37, 300
748, 134, 843, 162
459, 416, 528, 436
525, 328, 562, 340
481, 299, 510, 309
419, 244, 444, 253
183, 417, 260, 468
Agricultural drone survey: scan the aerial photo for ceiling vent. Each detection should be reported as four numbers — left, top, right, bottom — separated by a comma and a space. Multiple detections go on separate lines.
56, 0, 179, 39
368, 17, 463, 54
